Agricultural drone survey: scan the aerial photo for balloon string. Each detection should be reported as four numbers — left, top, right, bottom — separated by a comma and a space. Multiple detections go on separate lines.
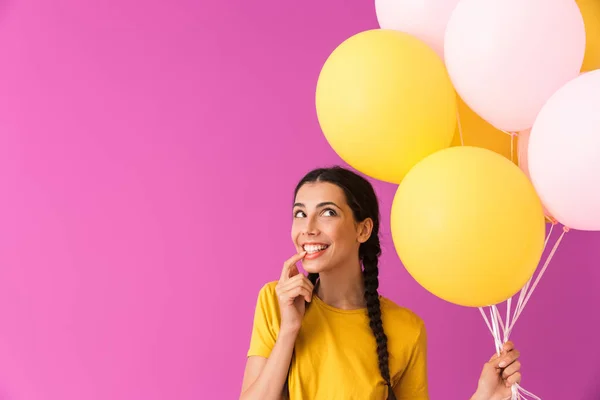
510, 226, 568, 328
479, 306, 542, 400
512, 222, 556, 324
505, 297, 512, 343
477, 222, 567, 400
457, 108, 464, 146
500, 129, 518, 162
492, 304, 506, 343
491, 306, 503, 353
510, 134, 515, 163
479, 307, 493, 338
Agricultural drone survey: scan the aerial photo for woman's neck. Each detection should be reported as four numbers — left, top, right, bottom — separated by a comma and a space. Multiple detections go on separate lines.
316, 260, 366, 310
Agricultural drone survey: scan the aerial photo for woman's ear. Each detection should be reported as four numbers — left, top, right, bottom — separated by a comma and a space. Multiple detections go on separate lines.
357, 218, 373, 243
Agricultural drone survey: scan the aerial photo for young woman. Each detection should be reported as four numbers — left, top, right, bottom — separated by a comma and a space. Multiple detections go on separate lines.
240, 166, 522, 400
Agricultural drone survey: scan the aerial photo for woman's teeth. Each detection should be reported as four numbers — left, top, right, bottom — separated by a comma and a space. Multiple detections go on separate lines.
303, 244, 329, 254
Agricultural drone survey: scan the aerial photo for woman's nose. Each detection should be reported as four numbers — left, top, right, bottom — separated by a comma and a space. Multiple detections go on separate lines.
303, 217, 319, 236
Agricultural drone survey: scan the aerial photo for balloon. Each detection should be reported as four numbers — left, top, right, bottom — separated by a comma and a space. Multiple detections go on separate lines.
517, 129, 553, 219
444, 0, 586, 132
315, 29, 457, 184
391, 146, 546, 307
578, 0, 600, 72
375, 0, 460, 59
451, 96, 516, 162
527, 70, 600, 231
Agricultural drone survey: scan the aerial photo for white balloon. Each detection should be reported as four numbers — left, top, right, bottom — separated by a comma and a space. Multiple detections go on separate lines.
528, 70, 600, 231
375, 0, 461, 59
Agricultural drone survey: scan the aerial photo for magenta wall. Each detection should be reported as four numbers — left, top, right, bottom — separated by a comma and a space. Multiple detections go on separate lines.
0, 1, 598, 399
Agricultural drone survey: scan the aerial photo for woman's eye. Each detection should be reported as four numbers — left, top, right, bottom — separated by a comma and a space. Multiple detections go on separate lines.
294, 210, 306, 218
322, 209, 337, 217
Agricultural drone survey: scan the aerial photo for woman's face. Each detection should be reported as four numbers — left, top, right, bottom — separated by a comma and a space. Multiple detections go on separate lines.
291, 182, 371, 274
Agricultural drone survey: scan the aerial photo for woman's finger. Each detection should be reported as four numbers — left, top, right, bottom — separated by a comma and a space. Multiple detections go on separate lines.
505, 372, 522, 387
281, 286, 313, 303
502, 360, 521, 379
276, 274, 301, 293
279, 251, 307, 282
488, 341, 517, 363
498, 350, 520, 368
280, 279, 314, 300
488, 352, 500, 363
277, 275, 313, 294
277, 273, 309, 291
279, 274, 313, 291
502, 341, 515, 353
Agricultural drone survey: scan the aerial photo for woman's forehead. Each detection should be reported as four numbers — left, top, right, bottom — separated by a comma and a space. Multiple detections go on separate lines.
294, 182, 346, 206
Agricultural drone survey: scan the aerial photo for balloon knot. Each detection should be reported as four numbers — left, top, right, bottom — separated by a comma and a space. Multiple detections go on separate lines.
563, 226, 571, 233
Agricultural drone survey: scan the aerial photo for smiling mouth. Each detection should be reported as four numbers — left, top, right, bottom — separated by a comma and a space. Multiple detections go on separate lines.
303, 244, 330, 254
302, 244, 330, 260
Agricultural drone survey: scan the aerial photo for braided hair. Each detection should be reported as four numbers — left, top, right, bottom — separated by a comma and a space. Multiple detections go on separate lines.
286, 166, 396, 400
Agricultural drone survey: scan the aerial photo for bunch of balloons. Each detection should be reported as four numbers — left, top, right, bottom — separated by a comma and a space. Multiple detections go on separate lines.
315, 0, 600, 308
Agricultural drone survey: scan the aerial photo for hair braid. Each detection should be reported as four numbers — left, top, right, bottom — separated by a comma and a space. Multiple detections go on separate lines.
362, 237, 397, 400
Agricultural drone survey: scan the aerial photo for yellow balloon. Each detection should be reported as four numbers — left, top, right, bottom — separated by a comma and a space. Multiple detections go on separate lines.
578, 0, 600, 72
451, 97, 518, 163
390, 146, 546, 307
315, 29, 457, 184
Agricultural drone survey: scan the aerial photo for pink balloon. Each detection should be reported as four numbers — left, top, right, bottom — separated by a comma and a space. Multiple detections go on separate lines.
375, 0, 461, 59
528, 70, 600, 231
517, 129, 553, 219
444, 0, 586, 132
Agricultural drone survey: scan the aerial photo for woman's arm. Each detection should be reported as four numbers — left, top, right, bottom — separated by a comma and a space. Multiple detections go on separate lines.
469, 342, 523, 400
240, 327, 298, 400
241, 252, 313, 399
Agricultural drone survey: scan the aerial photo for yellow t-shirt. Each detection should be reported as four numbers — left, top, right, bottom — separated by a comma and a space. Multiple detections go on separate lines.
247, 281, 429, 400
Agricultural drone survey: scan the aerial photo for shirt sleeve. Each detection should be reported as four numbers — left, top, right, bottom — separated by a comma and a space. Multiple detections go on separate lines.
247, 282, 280, 358
392, 321, 429, 399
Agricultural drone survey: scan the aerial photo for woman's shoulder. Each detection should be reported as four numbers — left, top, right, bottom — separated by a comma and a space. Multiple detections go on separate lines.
250, 281, 281, 323
379, 296, 426, 333
259, 280, 279, 292
255, 280, 279, 300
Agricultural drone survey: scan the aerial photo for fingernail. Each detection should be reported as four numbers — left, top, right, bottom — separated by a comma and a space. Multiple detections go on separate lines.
499, 360, 507, 368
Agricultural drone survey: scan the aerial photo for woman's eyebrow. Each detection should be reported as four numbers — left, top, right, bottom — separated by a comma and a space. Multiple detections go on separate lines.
293, 201, 340, 209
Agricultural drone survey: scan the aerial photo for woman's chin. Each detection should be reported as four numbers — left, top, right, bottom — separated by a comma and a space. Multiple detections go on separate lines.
300, 261, 319, 274
301, 259, 329, 274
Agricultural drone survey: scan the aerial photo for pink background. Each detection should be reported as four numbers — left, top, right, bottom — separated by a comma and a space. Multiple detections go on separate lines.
0, 1, 598, 399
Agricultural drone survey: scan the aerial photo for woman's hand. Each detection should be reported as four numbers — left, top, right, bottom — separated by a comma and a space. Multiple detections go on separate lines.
472, 341, 522, 400
275, 251, 313, 333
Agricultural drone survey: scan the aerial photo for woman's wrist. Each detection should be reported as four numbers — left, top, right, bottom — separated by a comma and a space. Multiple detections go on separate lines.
469, 389, 487, 400
279, 325, 300, 339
